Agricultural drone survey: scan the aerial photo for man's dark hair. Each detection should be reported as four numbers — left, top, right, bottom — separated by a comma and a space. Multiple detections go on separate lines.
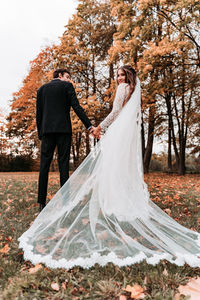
53, 68, 70, 79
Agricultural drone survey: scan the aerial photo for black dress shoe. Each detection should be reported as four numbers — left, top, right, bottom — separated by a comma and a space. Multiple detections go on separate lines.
39, 203, 46, 212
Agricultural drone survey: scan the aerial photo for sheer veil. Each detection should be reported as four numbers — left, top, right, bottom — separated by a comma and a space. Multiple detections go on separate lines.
18, 78, 200, 269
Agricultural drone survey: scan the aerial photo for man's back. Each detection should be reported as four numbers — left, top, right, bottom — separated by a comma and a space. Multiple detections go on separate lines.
36, 78, 91, 139
37, 79, 72, 136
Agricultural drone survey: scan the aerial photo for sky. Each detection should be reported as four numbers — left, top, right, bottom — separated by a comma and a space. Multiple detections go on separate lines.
0, 0, 78, 113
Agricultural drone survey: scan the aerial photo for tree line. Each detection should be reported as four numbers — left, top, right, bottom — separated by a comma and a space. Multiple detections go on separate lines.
2, 0, 200, 175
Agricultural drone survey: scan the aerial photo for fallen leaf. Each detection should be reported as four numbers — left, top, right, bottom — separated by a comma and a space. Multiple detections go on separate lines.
143, 276, 148, 285
20, 265, 30, 272
174, 293, 180, 300
124, 284, 146, 299
97, 231, 108, 240
28, 264, 43, 274
71, 287, 78, 294
62, 282, 67, 290
35, 244, 47, 254
51, 282, 60, 291
119, 295, 127, 300
48, 194, 54, 200
79, 286, 85, 292
5, 236, 13, 242
178, 277, 200, 300
82, 218, 89, 225
163, 268, 168, 276
164, 208, 171, 216
0, 243, 10, 254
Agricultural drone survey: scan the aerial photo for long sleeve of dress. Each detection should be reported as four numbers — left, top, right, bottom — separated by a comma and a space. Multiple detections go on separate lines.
100, 83, 129, 131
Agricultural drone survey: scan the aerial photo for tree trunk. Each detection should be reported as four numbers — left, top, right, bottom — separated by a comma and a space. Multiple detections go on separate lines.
141, 111, 145, 160
109, 63, 114, 87
164, 93, 174, 171
72, 132, 82, 168
178, 58, 186, 175
178, 141, 186, 175
85, 131, 90, 156
167, 118, 172, 171
92, 53, 96, 94
71, 143, 76, 169
143, 103, 155, 173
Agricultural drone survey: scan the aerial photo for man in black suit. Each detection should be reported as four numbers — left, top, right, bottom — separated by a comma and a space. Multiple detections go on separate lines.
36, 68, 93, 211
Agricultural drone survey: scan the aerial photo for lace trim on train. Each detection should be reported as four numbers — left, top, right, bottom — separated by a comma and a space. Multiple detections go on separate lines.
18, 235, 200, 269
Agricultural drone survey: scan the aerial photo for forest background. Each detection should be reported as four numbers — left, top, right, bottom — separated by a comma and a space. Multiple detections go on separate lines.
0, 0, 199, 175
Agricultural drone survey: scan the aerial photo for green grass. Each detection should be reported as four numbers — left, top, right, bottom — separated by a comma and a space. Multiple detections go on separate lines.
0, 172, 199, 299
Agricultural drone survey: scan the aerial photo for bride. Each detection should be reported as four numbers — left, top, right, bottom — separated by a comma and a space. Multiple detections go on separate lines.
18, 65, 200, 269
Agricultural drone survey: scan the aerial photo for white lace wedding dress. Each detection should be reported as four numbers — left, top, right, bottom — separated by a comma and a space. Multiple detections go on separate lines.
18, 80, 200, 269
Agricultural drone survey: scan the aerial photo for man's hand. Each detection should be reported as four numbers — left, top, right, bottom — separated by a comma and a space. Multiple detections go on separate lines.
89, 127, 96, 138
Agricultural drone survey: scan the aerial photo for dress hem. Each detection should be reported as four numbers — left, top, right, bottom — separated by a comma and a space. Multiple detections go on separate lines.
18, 235, 200, 269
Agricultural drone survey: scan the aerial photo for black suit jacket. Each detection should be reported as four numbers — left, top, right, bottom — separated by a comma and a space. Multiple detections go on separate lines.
36, 79, 92, 139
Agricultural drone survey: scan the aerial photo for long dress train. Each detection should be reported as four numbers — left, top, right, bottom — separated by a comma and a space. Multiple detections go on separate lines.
18, 80, 200, 269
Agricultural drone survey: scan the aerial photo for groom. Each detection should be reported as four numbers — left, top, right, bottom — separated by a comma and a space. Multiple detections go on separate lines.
36, 68, 94, 211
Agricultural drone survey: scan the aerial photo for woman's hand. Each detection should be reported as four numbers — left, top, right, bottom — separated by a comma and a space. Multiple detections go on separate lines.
92, 125, 101, 139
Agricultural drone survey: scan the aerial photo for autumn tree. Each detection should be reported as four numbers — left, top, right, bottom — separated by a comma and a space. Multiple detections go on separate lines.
0, 108, 8, 156
55, 0, 117, 165
109, 0, 200, 174
140, 0, 200, 67
6, 46, 56, 157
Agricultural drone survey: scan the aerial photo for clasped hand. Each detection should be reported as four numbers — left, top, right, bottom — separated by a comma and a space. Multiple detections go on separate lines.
90, 126, 101, 139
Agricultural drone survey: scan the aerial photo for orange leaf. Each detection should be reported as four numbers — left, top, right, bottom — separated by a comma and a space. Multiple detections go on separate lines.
51, 282, 60, 291
97, 231, 108, 240
62, 282, 67, 290
124, 284, 146, 299
28, 264, 43, 274
164, 208, 171, 216
162, 268, 168, 276
5, 236, 13, 242
174, 293, 181, 300
35, 244, 47, 254
178, 277, 200, 300
82, 218, 89, 225
0, 243, 10, 254
119, 295, 127, 300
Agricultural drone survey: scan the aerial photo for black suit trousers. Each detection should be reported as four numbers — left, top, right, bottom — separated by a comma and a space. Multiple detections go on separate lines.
38, 133, 72, 204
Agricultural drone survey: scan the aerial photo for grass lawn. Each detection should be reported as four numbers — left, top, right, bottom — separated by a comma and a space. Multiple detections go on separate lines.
0, 172, 199, 299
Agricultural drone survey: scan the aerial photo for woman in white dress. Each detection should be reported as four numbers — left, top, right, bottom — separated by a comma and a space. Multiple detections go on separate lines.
18, 65, 200, 269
